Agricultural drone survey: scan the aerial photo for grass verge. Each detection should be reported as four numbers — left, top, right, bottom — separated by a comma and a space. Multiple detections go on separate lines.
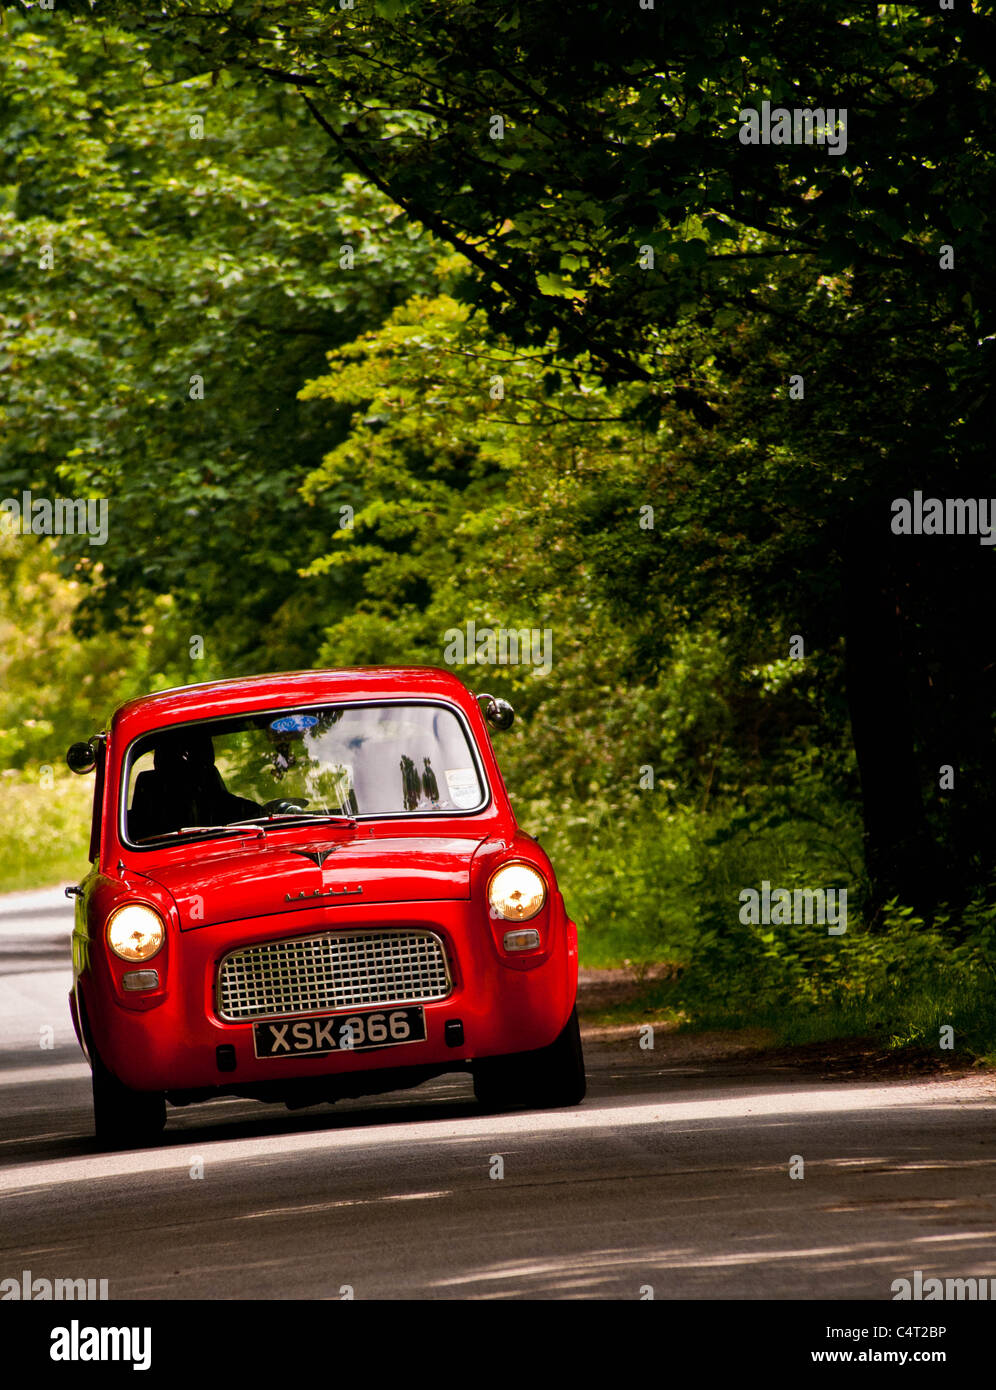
579, 969, 996, 1068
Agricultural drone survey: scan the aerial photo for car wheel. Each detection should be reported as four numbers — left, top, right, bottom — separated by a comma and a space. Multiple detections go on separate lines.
91, 1051, 166, 1149
472, 1005, 586, 1112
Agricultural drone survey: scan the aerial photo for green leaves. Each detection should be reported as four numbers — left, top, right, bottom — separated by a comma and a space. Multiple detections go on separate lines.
63, 0, 991, 391
0, 11, 439, 663
535, 272, 584, 299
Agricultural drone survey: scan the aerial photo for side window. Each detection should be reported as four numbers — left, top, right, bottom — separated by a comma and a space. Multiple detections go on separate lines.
127, 750, 155, 810
88, 741, 106, 862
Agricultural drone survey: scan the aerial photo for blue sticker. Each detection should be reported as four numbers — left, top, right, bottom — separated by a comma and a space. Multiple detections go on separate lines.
270, 714, 319, 734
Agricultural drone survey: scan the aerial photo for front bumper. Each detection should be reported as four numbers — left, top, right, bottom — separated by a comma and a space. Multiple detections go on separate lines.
76, 898, 578, 1093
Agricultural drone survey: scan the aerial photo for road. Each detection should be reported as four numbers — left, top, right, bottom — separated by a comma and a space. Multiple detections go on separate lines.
2, 887, 996, 1300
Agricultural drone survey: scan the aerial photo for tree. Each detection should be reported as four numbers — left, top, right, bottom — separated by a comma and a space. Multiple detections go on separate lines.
0, 6, 442, 670
14, 0, 996, 909
62, 2, 993, 372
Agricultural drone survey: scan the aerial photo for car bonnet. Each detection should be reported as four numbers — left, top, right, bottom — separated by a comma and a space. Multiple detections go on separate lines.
134, 833, 489, 930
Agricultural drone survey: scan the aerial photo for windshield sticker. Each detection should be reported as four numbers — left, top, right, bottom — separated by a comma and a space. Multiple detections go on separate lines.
308, 762, 354, 808
445, 768, 480, 809
270, 714, 319, 734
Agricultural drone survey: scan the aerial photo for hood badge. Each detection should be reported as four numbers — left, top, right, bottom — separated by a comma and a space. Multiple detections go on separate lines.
285, 885, 363, 903
290, 846, 340, 867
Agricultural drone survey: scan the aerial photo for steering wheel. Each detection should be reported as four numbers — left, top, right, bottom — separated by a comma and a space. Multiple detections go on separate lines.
260, 797, 310, 815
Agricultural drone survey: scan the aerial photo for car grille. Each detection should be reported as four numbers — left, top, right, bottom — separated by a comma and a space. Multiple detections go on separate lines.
216, 929, 451, 1022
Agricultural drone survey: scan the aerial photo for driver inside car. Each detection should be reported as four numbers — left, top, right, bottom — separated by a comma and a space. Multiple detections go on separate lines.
128, 729, 261, 841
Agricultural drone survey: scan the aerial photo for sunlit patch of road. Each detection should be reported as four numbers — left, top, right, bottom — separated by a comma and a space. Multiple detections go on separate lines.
3, 887, 996, 1299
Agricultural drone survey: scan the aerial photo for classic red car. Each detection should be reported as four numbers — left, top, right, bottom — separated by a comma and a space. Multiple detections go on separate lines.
65, 667, 584, 1147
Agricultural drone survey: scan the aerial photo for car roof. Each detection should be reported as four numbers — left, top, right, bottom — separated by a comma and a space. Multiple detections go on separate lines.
109, 667, 479, 739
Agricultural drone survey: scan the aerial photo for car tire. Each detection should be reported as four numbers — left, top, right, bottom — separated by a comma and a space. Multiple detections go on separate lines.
91, 1051, 166, 1149
472, 1005, 587, 1112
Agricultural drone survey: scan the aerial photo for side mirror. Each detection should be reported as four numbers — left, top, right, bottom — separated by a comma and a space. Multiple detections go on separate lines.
477, 693, 514, 732
66, 741, 97, 775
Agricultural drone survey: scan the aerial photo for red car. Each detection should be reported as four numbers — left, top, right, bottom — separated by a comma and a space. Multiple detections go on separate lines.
65, 667, 585, 1147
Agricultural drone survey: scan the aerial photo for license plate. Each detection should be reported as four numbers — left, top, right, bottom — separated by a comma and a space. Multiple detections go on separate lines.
253, 1006, 426, 1059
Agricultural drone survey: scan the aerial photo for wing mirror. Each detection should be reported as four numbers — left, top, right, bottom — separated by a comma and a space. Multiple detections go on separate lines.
66, 740, 98, 774
477, 693, 514, 731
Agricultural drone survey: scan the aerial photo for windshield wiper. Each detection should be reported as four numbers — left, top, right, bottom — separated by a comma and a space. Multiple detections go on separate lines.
137, 823, 266, 844
246, 812, 357, 827
135, 813, 356, 845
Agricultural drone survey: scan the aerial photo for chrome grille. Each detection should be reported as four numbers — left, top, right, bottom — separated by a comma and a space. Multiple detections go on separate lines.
216, 929, 451, 1022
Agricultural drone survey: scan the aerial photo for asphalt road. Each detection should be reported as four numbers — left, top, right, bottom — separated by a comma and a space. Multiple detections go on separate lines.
2, 888, 996, 1301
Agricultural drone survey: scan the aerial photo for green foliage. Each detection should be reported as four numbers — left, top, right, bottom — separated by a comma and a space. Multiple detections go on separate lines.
555, 803, 706, 974
564, 776, 996, 1061
72, 0, 994, 378
548, 752, 863, 974
0, 10, 441, 666
0, 532, 200, 767
0, 766, 92, 893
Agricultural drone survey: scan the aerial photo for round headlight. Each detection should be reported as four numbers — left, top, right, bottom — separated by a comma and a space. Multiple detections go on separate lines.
106, 903, 165, 962
488, 863, 547, 921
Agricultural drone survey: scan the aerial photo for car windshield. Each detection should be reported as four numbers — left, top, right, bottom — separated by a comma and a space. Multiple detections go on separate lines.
123, 702, 486, 843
